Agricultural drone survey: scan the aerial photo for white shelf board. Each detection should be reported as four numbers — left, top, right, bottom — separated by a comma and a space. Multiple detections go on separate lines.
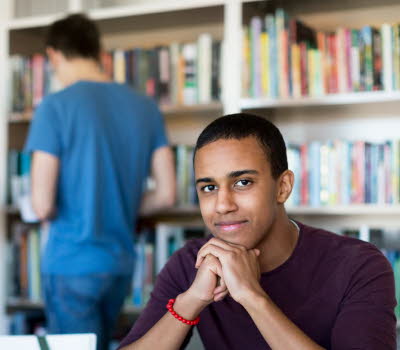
6, 0, 233, 30
89, 0, 226, 21
241, 91, 400, 109
7, 13, 64, 30
287, 205, 400, 216
160, 102, 222, 114
8, 102, 222, 124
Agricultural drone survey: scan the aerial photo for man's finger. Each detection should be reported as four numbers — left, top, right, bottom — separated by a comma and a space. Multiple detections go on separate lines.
195, 244, 231, 268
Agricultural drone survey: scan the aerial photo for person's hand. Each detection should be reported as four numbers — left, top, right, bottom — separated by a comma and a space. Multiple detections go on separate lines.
185, 254, 229, 307
195, 238, 262, 304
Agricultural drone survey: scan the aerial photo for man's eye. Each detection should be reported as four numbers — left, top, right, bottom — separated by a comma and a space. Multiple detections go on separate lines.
202, 185, 217, 193
236, 179, 252, 187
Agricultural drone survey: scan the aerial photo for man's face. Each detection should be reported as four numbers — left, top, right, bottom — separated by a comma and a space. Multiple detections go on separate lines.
194, 137, 279, 249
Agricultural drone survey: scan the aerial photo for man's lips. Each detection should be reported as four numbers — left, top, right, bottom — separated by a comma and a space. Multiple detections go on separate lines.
215, 220, 248, 232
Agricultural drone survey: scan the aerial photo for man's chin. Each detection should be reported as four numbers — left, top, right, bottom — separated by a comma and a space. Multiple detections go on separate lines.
211, 232, 252, 249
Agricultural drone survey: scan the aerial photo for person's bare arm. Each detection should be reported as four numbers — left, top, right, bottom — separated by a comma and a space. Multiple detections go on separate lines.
120, 254, 229, 350
31, 150, 59, 221
140, 146, 176, 215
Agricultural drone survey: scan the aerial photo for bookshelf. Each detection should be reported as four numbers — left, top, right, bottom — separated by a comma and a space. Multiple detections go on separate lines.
1, 0, 400, 342
0, 0, 247, 338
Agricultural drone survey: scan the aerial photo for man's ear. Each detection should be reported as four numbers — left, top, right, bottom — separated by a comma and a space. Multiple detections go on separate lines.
46, 47, 61, 67
276, 170, 294, 204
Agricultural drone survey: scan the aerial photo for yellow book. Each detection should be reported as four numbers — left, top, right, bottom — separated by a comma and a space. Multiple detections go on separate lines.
260, 32, 269, 96
291, 43, 301, 98
242, 27, 251, 97
307, 49, 315, 96
113, 50, 126, 84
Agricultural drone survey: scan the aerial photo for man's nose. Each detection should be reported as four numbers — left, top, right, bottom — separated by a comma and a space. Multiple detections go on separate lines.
215, 189, 238, 214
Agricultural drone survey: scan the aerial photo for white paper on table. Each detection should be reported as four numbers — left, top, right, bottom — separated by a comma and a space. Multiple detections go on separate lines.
0, 333, 97, 350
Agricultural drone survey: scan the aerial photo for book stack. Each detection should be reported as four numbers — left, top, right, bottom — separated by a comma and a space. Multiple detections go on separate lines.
243, 9, 400, 98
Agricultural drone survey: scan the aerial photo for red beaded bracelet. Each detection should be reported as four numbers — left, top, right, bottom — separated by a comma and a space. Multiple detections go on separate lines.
166, 299, 200, 326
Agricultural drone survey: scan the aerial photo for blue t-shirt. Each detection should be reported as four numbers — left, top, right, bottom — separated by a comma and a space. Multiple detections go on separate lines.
25, 81, 168, 275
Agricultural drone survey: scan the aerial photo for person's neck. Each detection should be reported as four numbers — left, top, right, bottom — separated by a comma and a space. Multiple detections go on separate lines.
59, 58, 110, 87
257, 208, 299, 274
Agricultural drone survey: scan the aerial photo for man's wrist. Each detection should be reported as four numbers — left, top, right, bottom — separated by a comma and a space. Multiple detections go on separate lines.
236, 287, 269, 311
173, 291, 209, 320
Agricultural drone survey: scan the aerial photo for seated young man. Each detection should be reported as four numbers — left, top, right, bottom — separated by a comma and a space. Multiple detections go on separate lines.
119, 113, 396, 350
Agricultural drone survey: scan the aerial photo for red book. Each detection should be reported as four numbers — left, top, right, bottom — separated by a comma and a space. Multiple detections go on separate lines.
299, 42, 308, 96
345, 29, 353, 91
328, 34, 338, 93
300, 143, 309, 205
281, 30, 290, 97
32, 54, 45, 108
317, 31, 327, 94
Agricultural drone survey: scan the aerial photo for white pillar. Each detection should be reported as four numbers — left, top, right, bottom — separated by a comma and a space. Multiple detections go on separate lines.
0, 0, 12, 336
222, 0, 242, 115
68, 0, 83, 13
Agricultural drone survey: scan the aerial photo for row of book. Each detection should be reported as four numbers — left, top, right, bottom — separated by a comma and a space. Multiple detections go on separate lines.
340, 226, 400, 319
243, 9, 400, 98
286, 139, 400, 207
7, 147, 199, 212
9, 138, 400, 214
10, 34, 222, 115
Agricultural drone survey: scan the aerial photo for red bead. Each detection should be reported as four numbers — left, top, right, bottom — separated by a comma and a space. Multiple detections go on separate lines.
165, 298, 200, 326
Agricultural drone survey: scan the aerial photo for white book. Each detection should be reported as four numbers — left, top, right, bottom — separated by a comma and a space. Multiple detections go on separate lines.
197, 33, 212, 104
182, 43, 198, 105
113, 50, 126, 84
336, 28, 347, 93
381, 24, 394, 91
169, 42, 180, 105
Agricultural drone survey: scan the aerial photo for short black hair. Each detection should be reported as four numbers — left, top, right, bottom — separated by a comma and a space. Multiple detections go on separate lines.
45, 14, 101, 61
194, 113, 288, 179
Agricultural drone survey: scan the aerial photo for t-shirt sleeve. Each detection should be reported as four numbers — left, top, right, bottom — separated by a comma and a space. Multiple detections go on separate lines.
149, 100, 168, 152
24, 98, 62, 157
118, 247, 195, 349
331, 246, 397, 349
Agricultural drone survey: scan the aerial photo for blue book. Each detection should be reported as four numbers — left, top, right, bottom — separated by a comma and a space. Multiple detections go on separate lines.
265, 14, 277, 98
309, 141, 321, 207
250, 16, 262, 97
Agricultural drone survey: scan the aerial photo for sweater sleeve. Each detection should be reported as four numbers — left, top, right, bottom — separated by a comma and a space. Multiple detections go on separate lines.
118, 240, 200, 349
331, 245, 397, 349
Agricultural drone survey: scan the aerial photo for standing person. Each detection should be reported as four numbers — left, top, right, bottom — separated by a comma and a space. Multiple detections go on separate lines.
119, 113, 396, 350
24, 14, 175, 350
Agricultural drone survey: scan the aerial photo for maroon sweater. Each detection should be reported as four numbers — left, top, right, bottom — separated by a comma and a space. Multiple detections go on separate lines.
119, 222, 396, 349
